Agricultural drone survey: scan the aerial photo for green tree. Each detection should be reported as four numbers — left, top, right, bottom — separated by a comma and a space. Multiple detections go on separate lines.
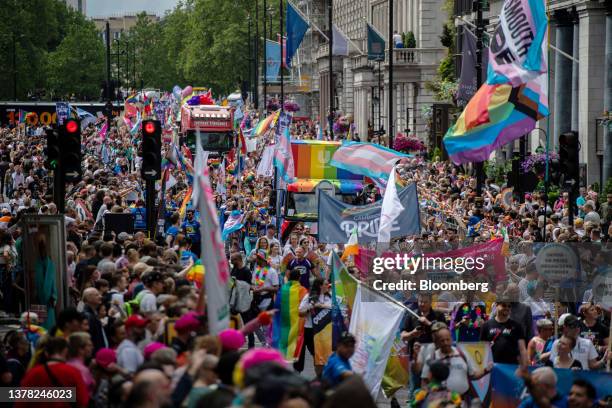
47, 17, 105, 99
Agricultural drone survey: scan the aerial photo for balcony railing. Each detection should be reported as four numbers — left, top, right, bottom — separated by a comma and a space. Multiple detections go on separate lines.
351, 48, 447, 69
315, 44, 329, 60
388, 48, 447, 65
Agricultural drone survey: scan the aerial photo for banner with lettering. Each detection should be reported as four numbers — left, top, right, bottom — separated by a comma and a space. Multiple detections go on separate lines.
491, 363, 612, 408
312, 304, 333, 366
318, 184, 420, 244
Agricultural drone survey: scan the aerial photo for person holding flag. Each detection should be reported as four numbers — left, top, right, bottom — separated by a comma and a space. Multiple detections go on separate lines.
181, 209, 201, 257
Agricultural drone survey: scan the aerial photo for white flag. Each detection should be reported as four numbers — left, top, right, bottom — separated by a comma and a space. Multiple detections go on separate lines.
377, 164, 404, 243
257, 145, 275, 178
191, 130, 209, 208
332, 25, 349, 56
216, 159, 227, 196
195, 132, 230, 334
349, 285, 405, 398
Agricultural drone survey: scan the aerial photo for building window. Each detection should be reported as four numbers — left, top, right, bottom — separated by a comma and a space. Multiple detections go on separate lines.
78, 0, 82, 13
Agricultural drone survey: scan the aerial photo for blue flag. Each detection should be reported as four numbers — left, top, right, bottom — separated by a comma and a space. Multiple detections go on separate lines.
76, 107, 96, 128
285, 2, 308, 68
367, 23, 385, 61
265, 40, 281, 82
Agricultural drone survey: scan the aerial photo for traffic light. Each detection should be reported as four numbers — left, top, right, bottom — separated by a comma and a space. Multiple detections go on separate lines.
45, 127, 60, 171
61, 119, 82, 182
141, 120, 162, 180
558, 131, 580, 190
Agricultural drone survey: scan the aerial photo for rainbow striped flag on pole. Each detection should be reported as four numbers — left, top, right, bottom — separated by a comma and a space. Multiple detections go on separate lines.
254, 111, 279, 137
443, 0, 549, 164
271, 280, 308, 362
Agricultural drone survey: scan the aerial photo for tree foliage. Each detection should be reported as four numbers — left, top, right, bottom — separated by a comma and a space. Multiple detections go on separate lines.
0, 0, 269, 99
47, 16, 105, 98
0, 0, 103, 100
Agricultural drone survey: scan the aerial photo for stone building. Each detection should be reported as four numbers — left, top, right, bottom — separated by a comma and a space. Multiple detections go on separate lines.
277, 0, 447, 141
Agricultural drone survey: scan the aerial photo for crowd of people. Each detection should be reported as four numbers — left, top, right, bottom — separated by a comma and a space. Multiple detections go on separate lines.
0, 100, 609, 408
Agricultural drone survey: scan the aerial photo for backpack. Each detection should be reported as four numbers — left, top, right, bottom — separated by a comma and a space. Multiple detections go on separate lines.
124, 290, 147, 317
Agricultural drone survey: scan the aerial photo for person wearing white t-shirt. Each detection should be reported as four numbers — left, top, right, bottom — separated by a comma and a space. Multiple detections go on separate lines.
421, 326, 491, 395
549, 314, 609, 370
138, 271, 165, 315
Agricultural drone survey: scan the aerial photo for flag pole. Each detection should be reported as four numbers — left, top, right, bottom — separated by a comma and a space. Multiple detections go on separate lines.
328, 0, 334, 140
388, 0, 394, 148
280, 0, 285, 112
473, 0, 485, 207
263, 0, 268, 112
544, 0, 551, 242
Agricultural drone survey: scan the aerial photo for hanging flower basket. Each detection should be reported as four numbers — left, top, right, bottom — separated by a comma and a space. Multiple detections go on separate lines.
283, 101, 300, 112
394, 133, 426, 152
520, 152, 559, 177
266, 98, 280, 111
333, 115, 350, 134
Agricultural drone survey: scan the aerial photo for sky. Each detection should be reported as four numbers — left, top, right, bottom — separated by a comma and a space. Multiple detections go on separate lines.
87, 0, 180, 17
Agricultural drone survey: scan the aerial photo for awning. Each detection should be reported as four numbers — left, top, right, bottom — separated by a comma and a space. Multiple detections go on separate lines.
287, 178, 363, 194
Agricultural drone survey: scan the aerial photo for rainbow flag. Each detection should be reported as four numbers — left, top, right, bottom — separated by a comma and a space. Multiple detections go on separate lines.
186, 259, 205, 288
18, 109, 28, 124
443, 0, 549, 164
254, 111, 279, 137
178, 186, 193, 219
271, 280, 308, 362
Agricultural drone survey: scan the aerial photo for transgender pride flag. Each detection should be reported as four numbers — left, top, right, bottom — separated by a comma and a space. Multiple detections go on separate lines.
330, 142, 411, 181
273, 112, 296, 183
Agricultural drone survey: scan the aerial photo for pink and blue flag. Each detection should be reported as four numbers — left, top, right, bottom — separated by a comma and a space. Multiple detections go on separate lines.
443, 0, 549, 165
273, 112, 296, 183
222, 210, 244, 241
330, 142, 411, 181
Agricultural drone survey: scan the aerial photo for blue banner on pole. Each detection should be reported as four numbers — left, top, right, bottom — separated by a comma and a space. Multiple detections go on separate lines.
286, 2, 308, 68
265, 40, 281, 83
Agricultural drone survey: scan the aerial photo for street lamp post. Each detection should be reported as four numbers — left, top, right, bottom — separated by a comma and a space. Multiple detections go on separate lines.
263, 0, 268, 112
12, 31, 17, 100
377, 58, 383, 133
113, 38, 122, 103
248, 15, 253, 103
125, 39, 130, 94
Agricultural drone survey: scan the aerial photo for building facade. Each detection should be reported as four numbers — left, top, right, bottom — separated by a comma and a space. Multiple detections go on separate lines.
290, 0, 448, 142
92, 14, 159, 43
64, 0, 86, 15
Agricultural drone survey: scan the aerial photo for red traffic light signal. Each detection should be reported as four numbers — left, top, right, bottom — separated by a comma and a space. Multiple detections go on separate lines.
141, 120, 162, 180
144, 122, 156, 134
66, 120, 79, 133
